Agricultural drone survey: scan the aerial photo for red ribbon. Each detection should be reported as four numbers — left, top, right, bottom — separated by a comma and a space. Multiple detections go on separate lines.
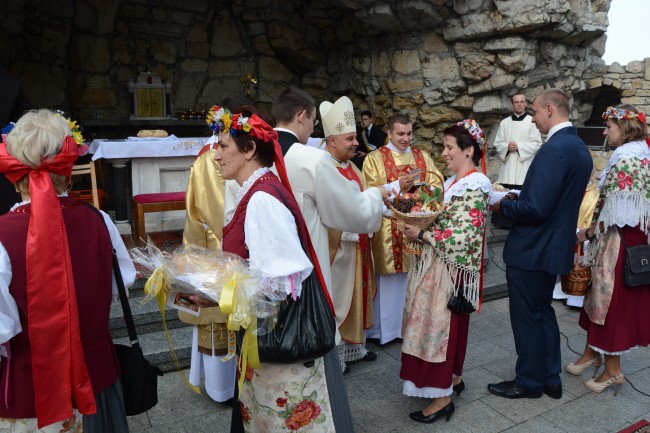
247, 114, 335, 312
0, 136, 96, 427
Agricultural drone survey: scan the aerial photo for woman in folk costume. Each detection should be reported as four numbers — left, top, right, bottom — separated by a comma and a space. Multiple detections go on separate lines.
0, 109, 136, 431
568, 105, 650, 395
187, 106, 355, 433
401, 120, 492, 424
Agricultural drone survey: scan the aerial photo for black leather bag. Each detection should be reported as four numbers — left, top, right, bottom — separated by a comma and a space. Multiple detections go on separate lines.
86, 204, 163, 415
447, 292, 476, 314
252, 187, 336, 363
256, 272, 336, 363
619, 227, 650, 287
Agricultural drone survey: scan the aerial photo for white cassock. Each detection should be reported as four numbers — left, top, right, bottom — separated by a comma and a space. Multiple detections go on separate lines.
283, 144, 383, 300
493, 114, 542, 185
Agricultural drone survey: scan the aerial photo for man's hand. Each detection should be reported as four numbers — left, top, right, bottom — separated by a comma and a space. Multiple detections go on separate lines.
403, 223, 421, 242
489, 192, 518, 213
508, 141, 519, 152
398, 173, 417, 191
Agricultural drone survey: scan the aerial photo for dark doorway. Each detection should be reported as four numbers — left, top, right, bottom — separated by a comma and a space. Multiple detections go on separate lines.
585, 85, 622, 126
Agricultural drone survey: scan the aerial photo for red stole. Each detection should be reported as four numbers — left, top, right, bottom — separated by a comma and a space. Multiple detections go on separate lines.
336, 165, 373, 326
378, 146, 427, 273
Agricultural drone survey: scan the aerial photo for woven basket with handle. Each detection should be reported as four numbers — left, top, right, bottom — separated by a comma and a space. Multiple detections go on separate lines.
561, 243, 591, 296
389, 171, 444, 254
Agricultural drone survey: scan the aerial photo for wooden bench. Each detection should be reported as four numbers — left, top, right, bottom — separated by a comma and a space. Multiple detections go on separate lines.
132, 192, 186, 242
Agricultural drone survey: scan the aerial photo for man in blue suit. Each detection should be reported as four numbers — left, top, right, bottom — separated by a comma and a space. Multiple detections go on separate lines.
488, 89, 593, 399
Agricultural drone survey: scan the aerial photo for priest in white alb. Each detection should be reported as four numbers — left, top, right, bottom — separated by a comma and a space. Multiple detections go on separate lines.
321, 99, 379, 373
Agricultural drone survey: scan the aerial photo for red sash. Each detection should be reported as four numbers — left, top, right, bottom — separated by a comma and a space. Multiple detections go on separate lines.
336, 165, 373, 325
378, 146, 427, 272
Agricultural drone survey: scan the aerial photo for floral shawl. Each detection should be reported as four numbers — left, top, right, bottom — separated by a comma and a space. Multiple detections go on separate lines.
409, 172, 492, 310
584, 140, 650, 325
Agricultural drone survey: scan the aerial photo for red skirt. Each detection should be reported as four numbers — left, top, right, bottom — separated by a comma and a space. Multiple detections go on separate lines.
579, 226, 650, 353
400, 311, 470, 388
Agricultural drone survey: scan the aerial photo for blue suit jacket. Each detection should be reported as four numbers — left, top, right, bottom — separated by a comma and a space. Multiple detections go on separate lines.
501, 126, 593, 275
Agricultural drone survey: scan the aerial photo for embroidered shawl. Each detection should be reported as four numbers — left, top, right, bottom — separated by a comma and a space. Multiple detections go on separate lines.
409, 172, 492, 309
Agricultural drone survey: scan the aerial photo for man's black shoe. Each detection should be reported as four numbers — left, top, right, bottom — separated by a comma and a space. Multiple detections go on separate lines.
362, 351, 377, 362
487, 380, 542, 399
543, 384, 562, 399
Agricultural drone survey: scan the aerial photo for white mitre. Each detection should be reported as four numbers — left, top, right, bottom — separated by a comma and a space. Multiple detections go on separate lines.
319, 96, 356, 137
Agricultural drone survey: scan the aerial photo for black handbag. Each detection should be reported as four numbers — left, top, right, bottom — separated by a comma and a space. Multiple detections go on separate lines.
447, 291, 476, 314
618, 227, 650, 287
250, 186, 336, 363
86, 204, 163, 415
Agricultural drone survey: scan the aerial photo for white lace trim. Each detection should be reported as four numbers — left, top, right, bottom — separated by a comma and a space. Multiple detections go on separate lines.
443, 172, 493, 204
596, 190, 650, 237
588, 344, 633, 356
235, 167, 270, 203
403, 380, 453, 398
597, 140, 650, 190
337, 342, 367, 363
9, 192, 69, 212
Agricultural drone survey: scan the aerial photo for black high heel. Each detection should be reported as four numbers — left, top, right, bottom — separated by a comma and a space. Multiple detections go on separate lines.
453, 380, 465, 397
409, 401, 455, 424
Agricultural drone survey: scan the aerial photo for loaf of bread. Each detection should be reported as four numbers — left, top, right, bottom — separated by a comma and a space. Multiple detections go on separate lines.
137, 129, 168, 138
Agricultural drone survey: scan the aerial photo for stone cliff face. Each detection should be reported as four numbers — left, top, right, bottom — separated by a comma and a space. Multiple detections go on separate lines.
3, 0, 644, 175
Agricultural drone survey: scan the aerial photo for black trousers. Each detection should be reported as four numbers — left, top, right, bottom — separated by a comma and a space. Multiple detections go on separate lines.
507, 266, 562, 392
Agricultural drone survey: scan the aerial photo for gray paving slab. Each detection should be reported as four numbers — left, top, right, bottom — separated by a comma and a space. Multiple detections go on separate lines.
126, 295, 650, 433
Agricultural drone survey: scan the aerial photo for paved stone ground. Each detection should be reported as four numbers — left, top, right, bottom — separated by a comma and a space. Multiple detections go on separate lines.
127, 297, 650, 433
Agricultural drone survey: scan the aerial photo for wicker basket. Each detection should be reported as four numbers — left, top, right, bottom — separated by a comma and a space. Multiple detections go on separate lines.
389, 171, 444, 254
561, 243, 591, 296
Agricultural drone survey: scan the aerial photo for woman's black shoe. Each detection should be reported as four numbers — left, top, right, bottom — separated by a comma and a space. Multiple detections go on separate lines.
409, 401, 455, 424
453, 380, 465, 397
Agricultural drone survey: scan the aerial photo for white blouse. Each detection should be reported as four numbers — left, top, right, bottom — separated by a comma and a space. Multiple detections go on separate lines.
233, 168, 313, 300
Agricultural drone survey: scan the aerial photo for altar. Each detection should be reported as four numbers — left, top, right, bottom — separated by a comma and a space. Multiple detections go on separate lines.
90, 136, 210, 234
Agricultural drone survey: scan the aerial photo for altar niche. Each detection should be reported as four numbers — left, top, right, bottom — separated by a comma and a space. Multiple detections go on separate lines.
128, 67, 172, 120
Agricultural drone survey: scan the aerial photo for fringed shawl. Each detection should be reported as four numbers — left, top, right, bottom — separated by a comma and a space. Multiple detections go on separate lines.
586, 140, 650, 263
409, 172, 492, 310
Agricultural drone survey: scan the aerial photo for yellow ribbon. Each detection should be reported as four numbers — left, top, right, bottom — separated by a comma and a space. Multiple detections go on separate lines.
143, 267, 201, 394
218, 273, 260, 397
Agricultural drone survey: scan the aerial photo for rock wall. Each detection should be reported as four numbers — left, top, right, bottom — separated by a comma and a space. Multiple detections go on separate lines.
0, 0, 633, 176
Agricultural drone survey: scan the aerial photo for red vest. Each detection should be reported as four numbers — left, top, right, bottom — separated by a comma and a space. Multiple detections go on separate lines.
0, 198, 119, 418
223, 173, 308, 260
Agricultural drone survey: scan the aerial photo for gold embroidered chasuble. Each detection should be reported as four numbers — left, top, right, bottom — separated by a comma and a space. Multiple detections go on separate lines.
327, 161, 376, 343
362, 146, 442, 274
180, 145, 228, 354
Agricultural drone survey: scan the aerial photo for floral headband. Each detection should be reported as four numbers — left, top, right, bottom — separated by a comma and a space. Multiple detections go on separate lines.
457, 119, 486, 148
54, 111, 84, 145
457, 119, 487, 173
602, 107, 647, 124
206, 105, 252, 136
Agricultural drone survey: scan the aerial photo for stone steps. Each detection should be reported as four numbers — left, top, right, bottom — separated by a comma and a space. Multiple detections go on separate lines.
110, 279, 193, 373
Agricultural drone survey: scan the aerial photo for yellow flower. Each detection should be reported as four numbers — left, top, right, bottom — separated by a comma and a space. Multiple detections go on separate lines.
243, 123, 251, 132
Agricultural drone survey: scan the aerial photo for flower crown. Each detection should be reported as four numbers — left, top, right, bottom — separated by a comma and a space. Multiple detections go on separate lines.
54, 111, 84, 145
457, 119, 486, 148
1, 122, 15, 135
602, 107, 647, 124
206, 105, 251, 136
